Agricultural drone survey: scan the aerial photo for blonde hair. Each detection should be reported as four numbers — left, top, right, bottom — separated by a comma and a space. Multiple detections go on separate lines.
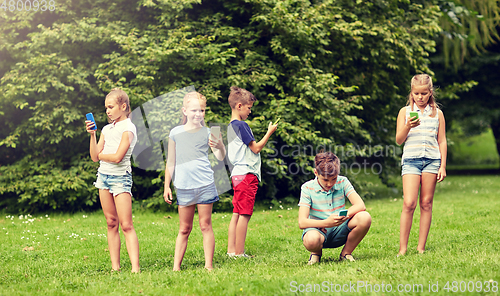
228, 86, 257, 109
181, 91, 207, 125
406, 74, 439, 117
106, 88, 131, 117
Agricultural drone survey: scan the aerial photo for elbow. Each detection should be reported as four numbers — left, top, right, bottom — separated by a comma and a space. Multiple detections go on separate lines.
298, 219, 306, 229
395, 137, 404, 146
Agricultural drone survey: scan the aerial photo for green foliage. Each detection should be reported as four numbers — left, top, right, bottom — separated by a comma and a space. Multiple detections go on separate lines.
438, 0, 500, 70
0, 0, 472, 212
0, 157, 99, 212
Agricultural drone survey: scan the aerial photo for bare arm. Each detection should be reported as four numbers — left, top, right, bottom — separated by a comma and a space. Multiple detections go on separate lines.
437, 110, 447, 182
248, 121, 278, 154
298, 206, 347, 230
346, 191, 367, 216
98, 131, 133, 164
163, 138, 176, 204
87, 120, 104, 162
209, 133, 226, 161
395, 107, 420, 145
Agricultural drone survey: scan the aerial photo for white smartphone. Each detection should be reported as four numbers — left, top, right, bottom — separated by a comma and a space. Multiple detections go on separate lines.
211, 126, 220, 140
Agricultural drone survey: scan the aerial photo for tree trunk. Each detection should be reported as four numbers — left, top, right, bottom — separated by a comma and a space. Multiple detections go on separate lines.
491, 117, 500, 168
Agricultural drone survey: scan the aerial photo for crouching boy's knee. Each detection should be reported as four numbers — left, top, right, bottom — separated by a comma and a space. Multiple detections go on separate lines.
352, 211, 372, 230
302, 231, 324, 252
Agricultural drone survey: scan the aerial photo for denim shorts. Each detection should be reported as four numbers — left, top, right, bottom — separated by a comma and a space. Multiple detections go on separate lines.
401, 158, 441, 176
94, 172, 133, 197
175, 182, 219, 206
302, 219, 352, 249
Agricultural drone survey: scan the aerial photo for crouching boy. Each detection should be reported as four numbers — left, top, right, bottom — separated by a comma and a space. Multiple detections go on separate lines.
298, 152, 372, 264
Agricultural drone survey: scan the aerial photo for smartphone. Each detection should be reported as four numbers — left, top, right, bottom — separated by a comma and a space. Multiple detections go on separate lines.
274, 117, 281, 125
409, 112, 419, 120
86, 113, 97, 130
211, 126, 220, 140
339, 209, 348, 217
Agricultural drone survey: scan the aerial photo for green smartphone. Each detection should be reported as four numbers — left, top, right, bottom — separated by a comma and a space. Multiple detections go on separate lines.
274, 117, 281, 125
409, 112, 419, 120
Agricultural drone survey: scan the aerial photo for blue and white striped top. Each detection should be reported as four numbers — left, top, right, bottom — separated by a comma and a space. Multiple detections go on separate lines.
402, 104, 441, 162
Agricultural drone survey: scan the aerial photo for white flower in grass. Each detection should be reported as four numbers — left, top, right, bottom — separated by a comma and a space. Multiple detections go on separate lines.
19, 215, 23, 219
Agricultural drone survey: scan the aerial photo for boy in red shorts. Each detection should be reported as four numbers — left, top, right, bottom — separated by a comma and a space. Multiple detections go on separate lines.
226, 86, 278, 257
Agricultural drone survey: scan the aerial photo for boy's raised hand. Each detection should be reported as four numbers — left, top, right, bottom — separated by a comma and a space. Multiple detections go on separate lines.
267, 120, 278, 135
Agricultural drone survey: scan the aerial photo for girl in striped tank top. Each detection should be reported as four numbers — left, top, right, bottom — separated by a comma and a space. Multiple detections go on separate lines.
395, 74, 447, 256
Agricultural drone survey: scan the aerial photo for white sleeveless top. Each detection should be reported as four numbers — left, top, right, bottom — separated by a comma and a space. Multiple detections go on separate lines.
402, 104, 441, 162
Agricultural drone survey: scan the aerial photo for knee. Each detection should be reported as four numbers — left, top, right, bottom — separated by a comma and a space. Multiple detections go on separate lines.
351, 211, 372, 230
303, 233, 323, 251
106, 217, 119, 230
179, 225, 193, 236
355, 211, 372, 227
199, 221, 212, 233
420, 199, 433, 212
402, 200, 417, 212
120, 222, 135, 233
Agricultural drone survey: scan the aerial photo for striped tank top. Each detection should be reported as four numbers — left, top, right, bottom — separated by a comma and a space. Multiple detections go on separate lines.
402, 104, 441, 162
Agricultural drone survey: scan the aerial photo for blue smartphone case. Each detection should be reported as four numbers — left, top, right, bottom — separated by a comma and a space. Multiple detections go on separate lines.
339, 209, 348, 216
86, 113, 97, 130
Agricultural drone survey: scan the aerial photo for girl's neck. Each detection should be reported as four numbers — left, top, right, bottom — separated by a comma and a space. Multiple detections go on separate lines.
113, 115, 128, 124
184, 121, 203, 130
413, 103, 428, 112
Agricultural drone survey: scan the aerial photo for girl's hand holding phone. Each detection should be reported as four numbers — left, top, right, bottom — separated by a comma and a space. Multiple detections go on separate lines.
407, 116, 420, 129
209, 133, 224, 150
85, 120, 96, 134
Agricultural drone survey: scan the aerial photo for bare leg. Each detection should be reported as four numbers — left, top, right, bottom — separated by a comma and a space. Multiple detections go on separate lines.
341, 211, 372, 256
114, 192, 140, 273
99, 189, 121, 271
399, 174, 421, 255
227, 213, 239, 254
197, 204, 215, 270
235, 214, 251, 255
302, 230, 325, 256
173, 205, 195, 271
417, 173, 437, 253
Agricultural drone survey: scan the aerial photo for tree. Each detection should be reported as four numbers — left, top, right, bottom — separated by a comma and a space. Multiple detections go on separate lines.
0, 0, 446, 212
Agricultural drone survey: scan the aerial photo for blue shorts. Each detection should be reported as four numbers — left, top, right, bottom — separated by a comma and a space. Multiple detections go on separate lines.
94, 172, 133, 197
302, 219, 352, 249
401, 157, 441, 176
175, 182, 219, 207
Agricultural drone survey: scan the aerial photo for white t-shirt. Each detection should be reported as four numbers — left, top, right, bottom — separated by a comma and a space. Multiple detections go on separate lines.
98, 118, 137, 175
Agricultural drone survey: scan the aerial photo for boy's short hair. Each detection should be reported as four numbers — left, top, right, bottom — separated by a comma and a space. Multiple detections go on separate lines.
228, 86, 257, 109
315, 152, 340, 177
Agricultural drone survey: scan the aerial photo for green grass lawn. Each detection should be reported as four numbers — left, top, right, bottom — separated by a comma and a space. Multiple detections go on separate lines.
448, 128, 500, 170
1, 175, 499, 295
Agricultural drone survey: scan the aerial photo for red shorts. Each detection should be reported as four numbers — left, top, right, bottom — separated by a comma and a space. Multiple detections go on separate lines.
231, 174, 259, 216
